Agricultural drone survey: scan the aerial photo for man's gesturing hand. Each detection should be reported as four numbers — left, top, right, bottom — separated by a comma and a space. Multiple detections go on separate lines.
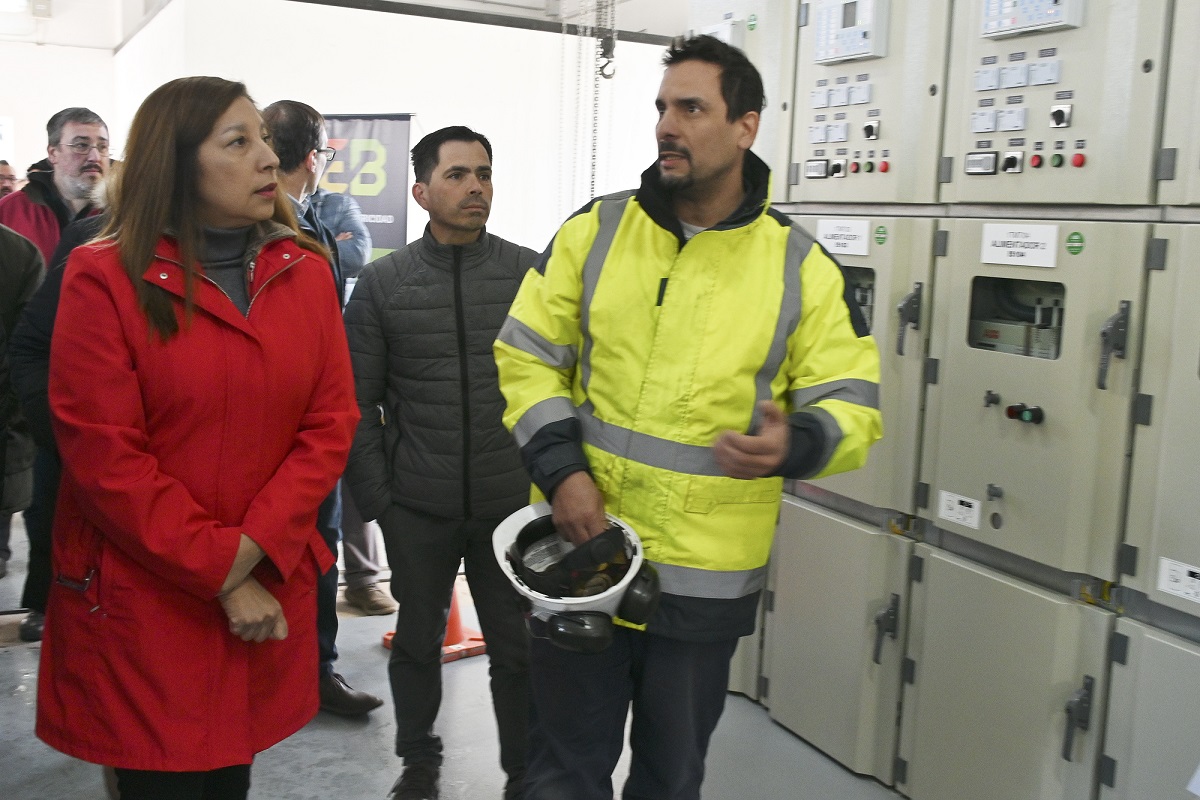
713, 400, 791, 480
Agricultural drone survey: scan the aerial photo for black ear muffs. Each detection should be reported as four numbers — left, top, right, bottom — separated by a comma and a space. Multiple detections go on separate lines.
546, 611, 614, 653
617, 562, 661, 625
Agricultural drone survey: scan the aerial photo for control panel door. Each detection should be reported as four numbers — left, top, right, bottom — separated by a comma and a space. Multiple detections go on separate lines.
918, 219, 1146, 579
791, 215, 936, 514
939, 0, 1171, 205
1123, 226, 1200, 613
789, 0, 953, 203
897, 544, 1112, 800
1100, 619, 1200, 800
765, 496, 911, 784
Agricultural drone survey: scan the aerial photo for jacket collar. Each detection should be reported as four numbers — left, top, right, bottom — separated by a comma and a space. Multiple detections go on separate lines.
633, 150, 772, 242
22, 158, 88, 230
418, 223, 491, 269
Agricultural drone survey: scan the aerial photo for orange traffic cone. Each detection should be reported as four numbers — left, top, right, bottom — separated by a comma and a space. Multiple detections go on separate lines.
381, 586, 487, 663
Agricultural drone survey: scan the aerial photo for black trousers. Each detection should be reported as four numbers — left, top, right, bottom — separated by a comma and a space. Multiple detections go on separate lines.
524, 625, 739, 800
21, 447, 58, 613
113, 764, 251, 800
378, 503, 530, 785
316, 481, 342, 676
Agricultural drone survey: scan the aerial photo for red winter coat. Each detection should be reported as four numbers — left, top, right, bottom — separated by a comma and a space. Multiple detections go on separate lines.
36, 223, 358, 771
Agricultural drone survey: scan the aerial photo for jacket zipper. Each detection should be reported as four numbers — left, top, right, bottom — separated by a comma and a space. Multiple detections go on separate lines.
452, 246, 472, 519
247, 254, 304, 315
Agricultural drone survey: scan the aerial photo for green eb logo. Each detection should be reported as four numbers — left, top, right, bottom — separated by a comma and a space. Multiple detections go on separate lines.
321, 138, 387, 197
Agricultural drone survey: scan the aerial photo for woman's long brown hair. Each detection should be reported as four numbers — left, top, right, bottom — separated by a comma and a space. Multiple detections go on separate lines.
104, 76, 327, 339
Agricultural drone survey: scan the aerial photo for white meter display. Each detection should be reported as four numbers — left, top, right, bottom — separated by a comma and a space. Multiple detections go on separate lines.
813, 0, 890, 64
981, 0, 1084, 38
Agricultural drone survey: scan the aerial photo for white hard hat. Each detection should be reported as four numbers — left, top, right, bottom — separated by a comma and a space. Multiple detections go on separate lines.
493, 502, 660, 652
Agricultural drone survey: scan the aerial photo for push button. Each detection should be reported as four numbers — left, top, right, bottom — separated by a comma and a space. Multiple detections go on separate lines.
1051, 154, 1064, 168
1029, 154, 1043, 168
1071, 153, 1086, 168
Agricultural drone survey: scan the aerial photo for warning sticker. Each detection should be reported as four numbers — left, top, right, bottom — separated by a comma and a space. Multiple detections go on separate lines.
937, 490, 981, 530
1158, 557, 1200, 606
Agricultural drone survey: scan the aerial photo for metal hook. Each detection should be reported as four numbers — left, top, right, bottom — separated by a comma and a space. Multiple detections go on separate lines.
599, 58, 615, 79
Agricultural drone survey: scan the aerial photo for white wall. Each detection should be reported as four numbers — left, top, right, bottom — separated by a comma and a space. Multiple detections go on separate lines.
0, 43, 115, 172
105, 0, 667, 250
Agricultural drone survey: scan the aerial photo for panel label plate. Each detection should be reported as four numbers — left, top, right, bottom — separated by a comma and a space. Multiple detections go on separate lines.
1158, 558, 1200, 606
817, 219, 871, 256
981, 224, 1058, 268
938, 490, 981, 530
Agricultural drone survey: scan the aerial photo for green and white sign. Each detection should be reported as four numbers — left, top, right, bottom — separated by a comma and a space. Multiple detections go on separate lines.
1066, 231, 1085, 255
874, 225, 888, 245
747, 14, 757, 30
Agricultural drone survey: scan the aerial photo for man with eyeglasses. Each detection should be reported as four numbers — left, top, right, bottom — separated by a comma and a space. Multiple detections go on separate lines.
262, 99, 389, 719
0, 107, 108, 262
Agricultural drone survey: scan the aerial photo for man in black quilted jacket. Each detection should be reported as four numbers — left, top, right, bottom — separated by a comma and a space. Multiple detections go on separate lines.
343, 126, 536, 800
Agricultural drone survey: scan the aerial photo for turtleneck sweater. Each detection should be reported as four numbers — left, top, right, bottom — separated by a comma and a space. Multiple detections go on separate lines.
200, 225, 252, 315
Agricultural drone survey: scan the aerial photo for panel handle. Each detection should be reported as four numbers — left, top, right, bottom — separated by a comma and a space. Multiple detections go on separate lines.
872, 593, 901, 664
1097, 301, 1130, 390
1061, 675, 1094, 761
895, 282, 923, 356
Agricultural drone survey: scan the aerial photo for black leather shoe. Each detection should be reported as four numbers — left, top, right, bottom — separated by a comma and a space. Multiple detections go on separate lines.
19, 611, 44, 642
388, 763, 440, 799
318, 672, 383, 716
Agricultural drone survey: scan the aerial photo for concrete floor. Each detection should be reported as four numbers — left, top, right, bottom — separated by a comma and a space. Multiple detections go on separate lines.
0, 516, 903, 800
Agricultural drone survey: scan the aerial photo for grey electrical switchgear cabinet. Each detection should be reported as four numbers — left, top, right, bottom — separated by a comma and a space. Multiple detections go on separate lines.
791, 215, 936, 513
1099, 619, 1200, 800
1122, 225, 1200, 614
938, 0, 1171, 205
764, 496, 911, 784
896, 544, 1113, 800
789, 0, 952, 203
1157, 3, 1200, 205
918, 219, 1146, 579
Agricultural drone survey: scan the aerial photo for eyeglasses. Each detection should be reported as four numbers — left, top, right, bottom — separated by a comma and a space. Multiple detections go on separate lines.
317, 147, 337, 162
60, 141, 110, 156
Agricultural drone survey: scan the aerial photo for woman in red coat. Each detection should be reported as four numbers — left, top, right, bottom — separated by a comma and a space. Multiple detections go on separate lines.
36, 76, 359, 799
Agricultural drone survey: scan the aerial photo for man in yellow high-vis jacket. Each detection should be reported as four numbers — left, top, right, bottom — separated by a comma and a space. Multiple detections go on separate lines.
495, 35, 882, 800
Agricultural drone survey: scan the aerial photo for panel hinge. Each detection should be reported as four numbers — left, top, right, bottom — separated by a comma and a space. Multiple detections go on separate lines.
758, 674, 769, 699
938, 156, 954, 184
1133, 394, 1153, 427
924, 357, 939, 385
894, 757, 909, 785
909, 554, 925, 583
1109, 632, 1130, 666
902, 657, 917, 684
914, 482, 930, 510
1099, 755, 1118, 788
1145, 237, 1168, 271
788, 162, 801, 186
1156, 148, 1178, 182
933, 229, 950, 257
1117, 543, 1139, 578
764, 589, 775, 613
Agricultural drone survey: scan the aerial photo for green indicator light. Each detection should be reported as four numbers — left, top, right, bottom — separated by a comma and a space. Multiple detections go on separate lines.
1051, 154, 1064, 168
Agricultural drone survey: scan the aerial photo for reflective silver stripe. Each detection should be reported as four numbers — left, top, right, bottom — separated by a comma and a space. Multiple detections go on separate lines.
649, 561, 768, 599
513, 396, 577, 448
801, 406, 844, 478
791, 378, 880, 410
580, 195, 632, 393
497, 316, 578, 370
749, 225, 806, 429
578, 401, 725, 476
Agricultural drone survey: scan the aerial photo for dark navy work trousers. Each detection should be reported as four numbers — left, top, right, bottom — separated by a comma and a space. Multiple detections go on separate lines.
524, 624, 739, 800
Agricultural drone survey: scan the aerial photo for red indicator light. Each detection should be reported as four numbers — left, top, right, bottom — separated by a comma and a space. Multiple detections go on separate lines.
850, 161, 860, 173
1030, 154, 1043, 168
1072, 153, 1086, 168
879, 161, 890, 173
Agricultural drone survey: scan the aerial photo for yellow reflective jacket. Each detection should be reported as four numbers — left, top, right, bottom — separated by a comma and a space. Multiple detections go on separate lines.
495, 153, 882, 603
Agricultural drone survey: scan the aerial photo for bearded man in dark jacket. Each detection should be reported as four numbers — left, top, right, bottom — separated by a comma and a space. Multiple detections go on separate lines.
0, 107, 107, 262
344, 126, 536, 800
